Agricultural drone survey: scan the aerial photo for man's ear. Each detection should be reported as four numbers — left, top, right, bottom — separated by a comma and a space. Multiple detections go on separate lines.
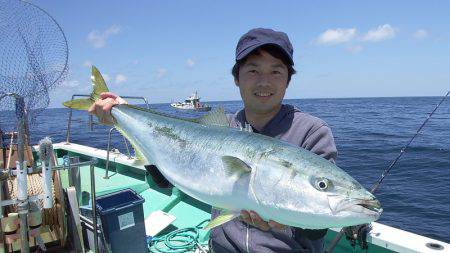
234, 77, 240, 87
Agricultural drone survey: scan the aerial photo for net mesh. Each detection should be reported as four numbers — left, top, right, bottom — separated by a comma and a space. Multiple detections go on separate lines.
0, 0, 68, 133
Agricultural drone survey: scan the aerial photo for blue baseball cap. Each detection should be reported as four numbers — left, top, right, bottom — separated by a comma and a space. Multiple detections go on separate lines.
235, 28, 294, 65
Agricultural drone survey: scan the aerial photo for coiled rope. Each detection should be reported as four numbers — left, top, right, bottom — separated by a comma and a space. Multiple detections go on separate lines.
6, 170, 66, 244
148, 219, 209, 253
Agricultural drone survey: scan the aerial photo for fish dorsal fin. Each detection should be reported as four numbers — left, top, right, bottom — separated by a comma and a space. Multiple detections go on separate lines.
241, 122, 253, 132
197, 107, 229, 127
222, 156, 252, 177
203, 210, 240, 230
90, 66, 109, 101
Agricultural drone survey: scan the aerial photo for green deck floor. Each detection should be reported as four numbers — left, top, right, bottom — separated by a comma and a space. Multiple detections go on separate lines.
56, 151, 212, 252
58, 162, 149, 197
53, 149, 394, 253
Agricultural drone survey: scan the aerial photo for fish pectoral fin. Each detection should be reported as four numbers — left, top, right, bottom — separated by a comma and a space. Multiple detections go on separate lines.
197, 107, 229, 127
203, 210, 240, 230
221, 156, 252, 177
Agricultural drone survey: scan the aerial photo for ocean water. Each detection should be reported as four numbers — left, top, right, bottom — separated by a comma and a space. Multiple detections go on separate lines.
1, 96, 449, 242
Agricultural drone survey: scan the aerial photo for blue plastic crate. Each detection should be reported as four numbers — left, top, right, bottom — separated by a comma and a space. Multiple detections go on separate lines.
95, 188, 147, 252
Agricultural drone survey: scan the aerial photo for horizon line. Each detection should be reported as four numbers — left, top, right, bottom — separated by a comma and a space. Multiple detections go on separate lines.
43, 94, 447, 109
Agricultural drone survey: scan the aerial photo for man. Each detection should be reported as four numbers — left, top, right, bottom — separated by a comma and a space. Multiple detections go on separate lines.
208, 28, 337, 253
89, 28, 337, 252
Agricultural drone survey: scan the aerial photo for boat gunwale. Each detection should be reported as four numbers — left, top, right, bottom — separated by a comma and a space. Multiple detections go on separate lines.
42, 142, 449, 253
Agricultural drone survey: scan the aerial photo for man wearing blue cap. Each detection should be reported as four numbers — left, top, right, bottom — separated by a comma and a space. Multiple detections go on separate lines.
209, 28, 337, 252
88, 27, 337, 253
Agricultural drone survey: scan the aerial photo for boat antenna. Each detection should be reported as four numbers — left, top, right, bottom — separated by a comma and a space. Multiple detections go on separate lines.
325, 90, 450, 253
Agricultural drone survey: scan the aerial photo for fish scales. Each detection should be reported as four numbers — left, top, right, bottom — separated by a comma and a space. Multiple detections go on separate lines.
111, 104, 381, 229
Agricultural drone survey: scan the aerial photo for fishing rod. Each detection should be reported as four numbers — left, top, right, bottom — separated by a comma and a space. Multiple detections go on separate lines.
325, 90, 450, 253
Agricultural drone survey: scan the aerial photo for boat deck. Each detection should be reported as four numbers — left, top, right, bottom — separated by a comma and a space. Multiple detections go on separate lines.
55, 143, 211, 252
5, 142, 444, 252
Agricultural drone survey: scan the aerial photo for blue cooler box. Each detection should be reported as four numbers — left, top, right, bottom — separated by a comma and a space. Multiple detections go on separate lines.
95, 188, 147, 252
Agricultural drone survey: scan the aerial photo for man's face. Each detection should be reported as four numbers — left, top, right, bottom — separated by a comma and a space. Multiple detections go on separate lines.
235, 50, 289, 115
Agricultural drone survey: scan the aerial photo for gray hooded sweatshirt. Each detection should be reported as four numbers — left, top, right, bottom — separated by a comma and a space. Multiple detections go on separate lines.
210, 104, 338, 253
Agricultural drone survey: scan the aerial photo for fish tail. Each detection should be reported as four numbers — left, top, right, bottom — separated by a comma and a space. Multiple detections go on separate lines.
62, 66, 110, 110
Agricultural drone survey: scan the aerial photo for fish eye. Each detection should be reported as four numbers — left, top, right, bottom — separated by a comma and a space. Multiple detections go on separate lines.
315, 178, 331, 191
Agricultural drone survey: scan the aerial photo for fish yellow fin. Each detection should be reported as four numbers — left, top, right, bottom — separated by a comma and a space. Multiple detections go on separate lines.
197, 107, 229, 127
133, 148, 147, 164
114, 126, 148, 164
62, 98, 94, 111
90, 66, 109, 100
203, 210, 240, 230
221, 156, 252, 177
62, 65, 110, 110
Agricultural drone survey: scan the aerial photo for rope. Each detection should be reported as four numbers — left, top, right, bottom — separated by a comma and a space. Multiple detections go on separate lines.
148, 220, 209, 253
6, 171, 64, 236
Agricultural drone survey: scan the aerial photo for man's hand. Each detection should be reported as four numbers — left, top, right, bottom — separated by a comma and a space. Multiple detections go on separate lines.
88, 92, 127, 126
240, 210, 287, 231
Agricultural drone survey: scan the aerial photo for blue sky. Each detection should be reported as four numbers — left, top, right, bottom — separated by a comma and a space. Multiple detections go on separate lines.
29, 0, 450, 107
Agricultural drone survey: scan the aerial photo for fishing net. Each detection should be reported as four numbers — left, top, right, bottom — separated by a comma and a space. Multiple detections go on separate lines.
0, 0, 68, 134
0, 0, 69, 247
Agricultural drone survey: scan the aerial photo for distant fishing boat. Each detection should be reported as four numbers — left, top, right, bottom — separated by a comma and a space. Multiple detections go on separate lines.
170, 91, 211, 111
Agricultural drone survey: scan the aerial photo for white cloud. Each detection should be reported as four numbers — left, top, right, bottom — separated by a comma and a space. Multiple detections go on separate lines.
186, 58, 195, 67
346, 45, 363, 53
115, 74, 127, 84
61, 80, 80, 88
83, 60, 92, 68
362, 24, 395, 42
316, 28, 357, 45
156, 68, 167, 79
413, 29, 428, 39
87, 25, 121, 49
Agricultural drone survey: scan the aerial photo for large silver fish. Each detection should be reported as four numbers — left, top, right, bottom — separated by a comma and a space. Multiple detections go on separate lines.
64, 66, 382, 230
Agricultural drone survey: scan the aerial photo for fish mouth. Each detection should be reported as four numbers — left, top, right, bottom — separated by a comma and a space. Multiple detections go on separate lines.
356, 199, 382, 213
328, 195, 383, 216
